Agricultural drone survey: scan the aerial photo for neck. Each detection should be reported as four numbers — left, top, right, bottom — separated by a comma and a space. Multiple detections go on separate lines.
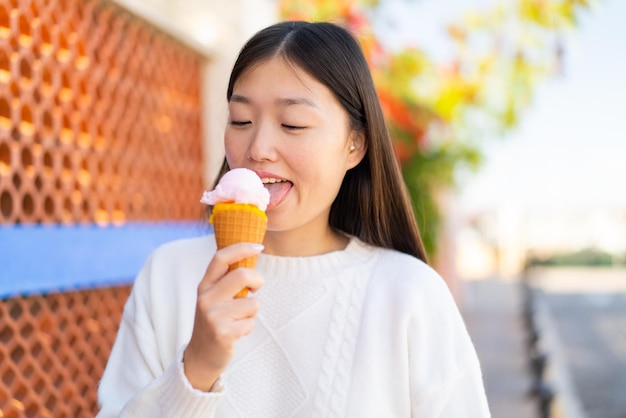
263, 225, 349, 257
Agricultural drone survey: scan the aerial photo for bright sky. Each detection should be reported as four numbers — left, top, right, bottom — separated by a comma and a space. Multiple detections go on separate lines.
375, 0, 626, 214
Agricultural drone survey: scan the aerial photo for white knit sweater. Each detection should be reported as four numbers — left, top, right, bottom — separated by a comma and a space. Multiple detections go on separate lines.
97, 235, 490, 417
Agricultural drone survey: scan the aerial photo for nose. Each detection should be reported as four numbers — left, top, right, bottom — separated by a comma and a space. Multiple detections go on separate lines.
247, 121, 277, 163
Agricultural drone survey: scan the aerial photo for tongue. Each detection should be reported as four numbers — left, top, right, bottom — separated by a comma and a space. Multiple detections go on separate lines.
264, 182, 292, 210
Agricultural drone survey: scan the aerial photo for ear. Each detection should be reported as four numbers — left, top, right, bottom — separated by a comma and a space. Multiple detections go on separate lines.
346, 131, 367, 170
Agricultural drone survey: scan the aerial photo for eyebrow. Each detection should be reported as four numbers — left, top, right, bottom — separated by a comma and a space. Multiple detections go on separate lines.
277, 97, 319, 109
230, 94, 319, 109
229, 94, 251, 104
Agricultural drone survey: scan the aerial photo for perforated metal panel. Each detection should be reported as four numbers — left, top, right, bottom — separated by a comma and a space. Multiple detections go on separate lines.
1, 0, 206, 416
0, 286, 131, 417
0, 0, 205, 226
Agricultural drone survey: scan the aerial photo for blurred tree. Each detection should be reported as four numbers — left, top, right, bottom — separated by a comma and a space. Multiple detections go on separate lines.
279, 0, 593, 257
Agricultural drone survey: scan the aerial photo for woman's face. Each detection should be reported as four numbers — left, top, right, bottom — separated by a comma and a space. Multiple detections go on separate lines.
225, 56, 364, 239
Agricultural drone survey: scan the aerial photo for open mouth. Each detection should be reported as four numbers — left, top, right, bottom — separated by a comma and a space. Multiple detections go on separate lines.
261, 177, 292, 210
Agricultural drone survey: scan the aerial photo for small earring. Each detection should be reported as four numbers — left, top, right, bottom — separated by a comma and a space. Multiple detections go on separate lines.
349, 144, 356, 152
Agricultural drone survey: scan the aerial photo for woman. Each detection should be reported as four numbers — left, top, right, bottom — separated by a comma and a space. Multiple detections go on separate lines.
97, 21, 490, 417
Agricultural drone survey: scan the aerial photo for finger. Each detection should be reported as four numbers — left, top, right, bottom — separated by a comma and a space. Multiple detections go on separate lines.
230, 296, 260, 320
199, 243, 264, 289
229, 317, 256, 338
195, 298, 259, 342
204, 296, 260, 321
209, 268, 264, 300
204, 315, 257, 342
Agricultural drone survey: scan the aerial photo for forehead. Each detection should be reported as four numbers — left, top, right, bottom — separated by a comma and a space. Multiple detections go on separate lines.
232, 57, 332, 102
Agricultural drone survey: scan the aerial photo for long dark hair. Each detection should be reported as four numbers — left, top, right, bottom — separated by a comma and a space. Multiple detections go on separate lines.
218, 21, 427, 262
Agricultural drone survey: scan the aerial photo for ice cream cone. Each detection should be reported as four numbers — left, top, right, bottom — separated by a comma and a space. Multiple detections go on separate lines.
201, 168, 270, 298
211, 202, 267, 298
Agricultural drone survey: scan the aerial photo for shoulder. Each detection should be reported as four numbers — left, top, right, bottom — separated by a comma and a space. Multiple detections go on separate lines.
371, 246, 436, 278
126, 234, 215, 317
150, 234, 216, 262
134, 234, 216, 291
364, 244, 450, 301
360, 244, 473, 352
355, 243, 459, 326
120, 235, 216, 355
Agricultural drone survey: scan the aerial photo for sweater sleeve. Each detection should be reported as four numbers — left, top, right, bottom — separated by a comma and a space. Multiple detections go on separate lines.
413, 364, 491, 417
406, 266, 491, 418
96, 251, 223, 418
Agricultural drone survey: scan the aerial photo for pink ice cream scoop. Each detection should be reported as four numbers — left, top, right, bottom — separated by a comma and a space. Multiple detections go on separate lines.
201, 168, 270, 210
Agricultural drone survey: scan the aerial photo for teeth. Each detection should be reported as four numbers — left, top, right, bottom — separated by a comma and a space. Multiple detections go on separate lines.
262, 178, 285, 184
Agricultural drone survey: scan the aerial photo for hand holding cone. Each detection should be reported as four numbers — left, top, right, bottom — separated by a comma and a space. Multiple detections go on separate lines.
201, 168, 270, 298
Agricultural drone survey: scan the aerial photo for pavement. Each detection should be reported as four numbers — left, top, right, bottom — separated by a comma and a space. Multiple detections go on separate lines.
462, 268, 626, 418
530, 267, 626, 418
462, 277, 537, 418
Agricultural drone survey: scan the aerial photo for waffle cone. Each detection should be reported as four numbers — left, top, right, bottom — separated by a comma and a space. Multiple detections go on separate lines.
211, 203, 267, 298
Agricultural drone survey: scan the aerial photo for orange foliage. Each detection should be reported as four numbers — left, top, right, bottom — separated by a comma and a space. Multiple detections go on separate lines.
279, 0, 593, 256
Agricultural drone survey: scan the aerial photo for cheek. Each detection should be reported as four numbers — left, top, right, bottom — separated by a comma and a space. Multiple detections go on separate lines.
292, 141, 349, 188
290, 146, 327, 178
300, 155, 347, 196
224, 136, 246, 165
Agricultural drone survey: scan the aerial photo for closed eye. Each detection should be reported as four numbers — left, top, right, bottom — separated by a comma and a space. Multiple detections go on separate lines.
282, 124, 306, 130
230, 120, 251, 127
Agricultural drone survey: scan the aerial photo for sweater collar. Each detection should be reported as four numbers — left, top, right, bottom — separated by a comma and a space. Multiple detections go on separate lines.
256, 236, 374, 278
